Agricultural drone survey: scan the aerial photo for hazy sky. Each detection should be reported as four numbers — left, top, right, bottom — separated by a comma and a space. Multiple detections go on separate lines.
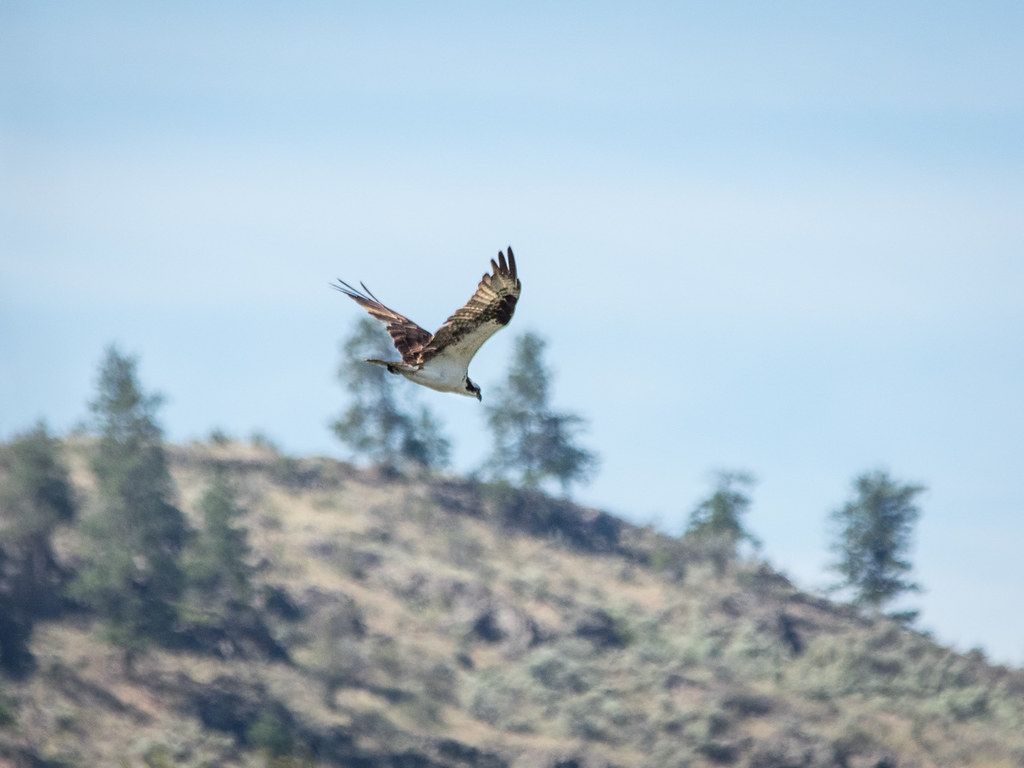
2, 2, 1022, 663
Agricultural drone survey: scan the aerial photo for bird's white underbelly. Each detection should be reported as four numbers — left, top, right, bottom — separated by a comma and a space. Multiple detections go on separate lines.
403, 358, 467, 394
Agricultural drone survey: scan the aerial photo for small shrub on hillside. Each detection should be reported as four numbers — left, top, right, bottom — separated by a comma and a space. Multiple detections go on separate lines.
141, 743, 176, 768
696, 740, 740, 764
247, 708, 298, 758
647, 738, 700, 768
305, 601, 369, 705
446, 526, 485, 568
916, 649, 982, 692
208, 428, 231, 446
990, 675, 1024, 725
249, 431, 280, 453
308, 636, 366, 707
735, 564, 793, 595
345, 546, 384, 581
368, 636, 404, 679
0, 591, 34, 676
943, 686, 990, 721
574, 608, 634, 649
719, 619, 789, 679
720, 690, 774, 718
561, 692, 631, 743
469, 668, 536, 732
420, 661, 459, 704
0, 685, 14, 726
785, 622, 1007, 715
828, 717, 885, 766
745, 731, 832, 768
266, 758, 316, 768
260, 585, 303, 621
628, 619, 690, 669
269, 456, 304, 488
647, 536, 690, 583
482, 482, 622, 552
686, 708, 733, 743
399, 694, 445, 729
528, 649, 592, 694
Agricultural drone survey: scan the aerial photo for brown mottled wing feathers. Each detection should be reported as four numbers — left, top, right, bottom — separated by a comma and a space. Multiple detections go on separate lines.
421, 246, 521, 364
335, 247, 521, 368
332, 280, 431, 364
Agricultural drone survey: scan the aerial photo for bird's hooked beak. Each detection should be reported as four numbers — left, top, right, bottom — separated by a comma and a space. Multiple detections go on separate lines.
475, 390, 482, 402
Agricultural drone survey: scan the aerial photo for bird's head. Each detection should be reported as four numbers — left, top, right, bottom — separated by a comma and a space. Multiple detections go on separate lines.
465, 379, 482, 401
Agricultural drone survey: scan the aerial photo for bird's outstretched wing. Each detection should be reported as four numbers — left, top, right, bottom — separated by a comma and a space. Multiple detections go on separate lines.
421, 247, 521, 367
333, 280, 431, 365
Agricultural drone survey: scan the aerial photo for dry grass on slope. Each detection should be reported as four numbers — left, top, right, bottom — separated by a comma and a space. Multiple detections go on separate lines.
3, 440, 1024, 768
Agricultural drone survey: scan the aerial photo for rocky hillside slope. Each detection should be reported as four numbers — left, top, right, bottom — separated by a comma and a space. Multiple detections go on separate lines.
2, 441, 1023, 768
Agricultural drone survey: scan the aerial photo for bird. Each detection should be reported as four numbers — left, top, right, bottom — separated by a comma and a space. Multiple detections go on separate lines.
334, 247, 521, 400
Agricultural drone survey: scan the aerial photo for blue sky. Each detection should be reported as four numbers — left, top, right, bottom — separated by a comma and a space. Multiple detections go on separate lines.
2, 2, 1023, 663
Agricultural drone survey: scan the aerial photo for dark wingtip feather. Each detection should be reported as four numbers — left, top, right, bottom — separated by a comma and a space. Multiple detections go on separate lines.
497, 250, 508, 272
506, 246, 517, 278
334, 279, 364, 299
359, 281, 384, 304
490, 258, 499, 274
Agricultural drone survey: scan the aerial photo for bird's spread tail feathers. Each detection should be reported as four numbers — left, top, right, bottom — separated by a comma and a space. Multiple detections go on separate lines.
365, 358, 415, 375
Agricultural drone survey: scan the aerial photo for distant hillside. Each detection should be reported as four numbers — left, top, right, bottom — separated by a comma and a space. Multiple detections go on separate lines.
2, 440, 1023, 768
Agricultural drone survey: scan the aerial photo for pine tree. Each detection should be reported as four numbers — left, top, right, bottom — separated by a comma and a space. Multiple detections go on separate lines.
0, 422, 77, 672
179, 472, 268, 656
830, 469, 924, 616
72, 346, 189, 672
186, 473, 253, 608
331, 318, 450, 473
400, 405, 452, 471
483, 332, 597, 494
684, 471, 759, 575
0, 422, 76, 608
0, 548, 35, 675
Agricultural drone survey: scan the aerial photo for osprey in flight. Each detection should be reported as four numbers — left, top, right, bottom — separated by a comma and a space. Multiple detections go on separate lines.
334, 247, 521, 400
